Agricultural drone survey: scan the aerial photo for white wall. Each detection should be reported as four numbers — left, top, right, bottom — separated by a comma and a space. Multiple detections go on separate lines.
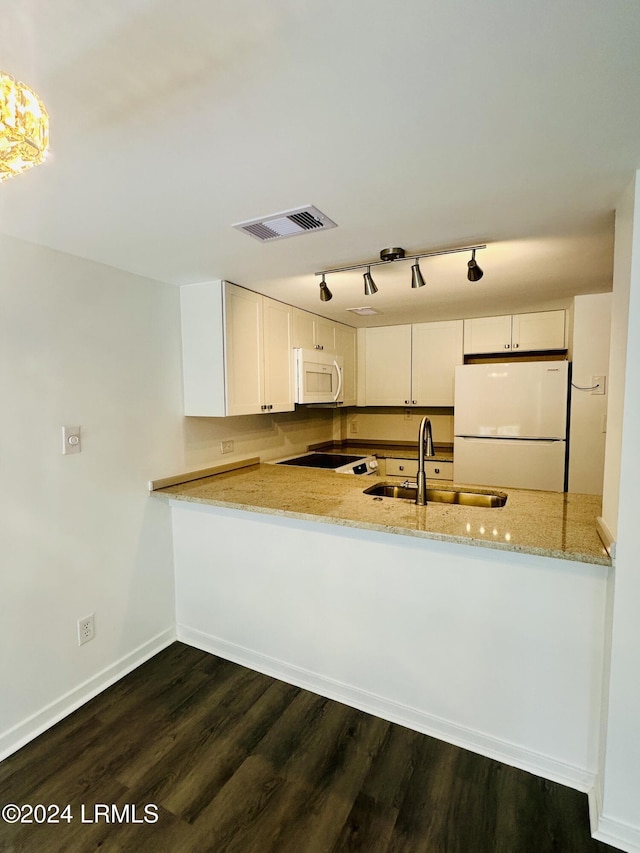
602, 179, 635, 536
568, 293, 611, 494
0, 234, 186, 758
0, 234, 339, 759
173, 502, 608, 792
597, 172, 640, 852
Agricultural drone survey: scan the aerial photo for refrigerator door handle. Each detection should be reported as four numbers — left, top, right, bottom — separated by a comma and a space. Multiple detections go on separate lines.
456, 436, 562, 443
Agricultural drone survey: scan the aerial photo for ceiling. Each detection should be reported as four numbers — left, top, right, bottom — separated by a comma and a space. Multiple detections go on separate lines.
2, 0, 640, 326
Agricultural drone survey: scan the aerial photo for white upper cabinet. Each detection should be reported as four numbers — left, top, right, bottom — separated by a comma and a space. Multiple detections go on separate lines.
224, 284, 263, 416
257, 296, 295, 414
411, 320, 464, 406
181, 280, 294, 417
362, 321, 463, 406
463, 310, 566, 355
335, 323, 357, 407
511, 310, 567, 352
293, 309, 336, 352
363, 325, 412, 406
463, 314, 512, 355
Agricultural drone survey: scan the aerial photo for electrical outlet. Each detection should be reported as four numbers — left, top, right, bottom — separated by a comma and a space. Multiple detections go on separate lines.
348, 418, 358, 435
220, 440, 234, 454
78, 614, 95, 646
404, 409, 412, 421
591, 375, 606, 395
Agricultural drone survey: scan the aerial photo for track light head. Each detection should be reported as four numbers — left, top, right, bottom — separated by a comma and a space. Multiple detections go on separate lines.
319, 275, 333, 302
363, 267, 378, 295
467, 249, 484, 282
411, 260, 426, 288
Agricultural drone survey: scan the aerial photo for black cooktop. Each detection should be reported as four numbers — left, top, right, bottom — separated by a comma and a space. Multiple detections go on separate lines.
275, 453, 365, 469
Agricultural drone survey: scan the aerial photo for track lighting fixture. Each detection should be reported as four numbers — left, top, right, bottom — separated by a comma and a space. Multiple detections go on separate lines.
315, 244, 486, 300
467, 248, 484, 282
363, 266, 378, 296
319, 275, 333, 302
411, 260, 426, 288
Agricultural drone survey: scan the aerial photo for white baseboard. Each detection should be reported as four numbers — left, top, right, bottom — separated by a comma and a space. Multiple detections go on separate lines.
0, 627, 176, 762
177, 624, 595, 794
589, 787, 640, 853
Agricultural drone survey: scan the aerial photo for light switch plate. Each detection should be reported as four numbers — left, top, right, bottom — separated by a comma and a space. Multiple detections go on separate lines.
62, 426, 81, 454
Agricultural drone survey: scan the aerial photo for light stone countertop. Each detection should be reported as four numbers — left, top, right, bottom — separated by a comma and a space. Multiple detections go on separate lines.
152, 462, 611, 567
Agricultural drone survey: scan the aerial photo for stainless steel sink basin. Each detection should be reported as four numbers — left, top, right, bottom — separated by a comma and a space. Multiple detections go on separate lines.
363, 482, 507, 507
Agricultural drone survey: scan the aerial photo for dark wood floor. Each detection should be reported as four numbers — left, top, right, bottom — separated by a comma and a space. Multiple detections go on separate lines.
0, 643, 617, 853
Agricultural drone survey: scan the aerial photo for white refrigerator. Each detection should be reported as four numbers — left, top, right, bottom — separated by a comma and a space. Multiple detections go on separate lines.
453, 361, 570, 491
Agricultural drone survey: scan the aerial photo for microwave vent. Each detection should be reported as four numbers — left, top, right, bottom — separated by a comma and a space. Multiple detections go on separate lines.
233, 205, 337, 242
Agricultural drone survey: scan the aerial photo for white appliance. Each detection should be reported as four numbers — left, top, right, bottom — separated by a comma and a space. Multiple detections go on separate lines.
294, 348, 343, 405
454, 361, 570, 491
273, 451, 378, 475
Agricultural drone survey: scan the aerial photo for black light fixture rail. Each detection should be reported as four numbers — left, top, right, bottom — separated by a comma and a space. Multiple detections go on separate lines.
315, 243, 486, 302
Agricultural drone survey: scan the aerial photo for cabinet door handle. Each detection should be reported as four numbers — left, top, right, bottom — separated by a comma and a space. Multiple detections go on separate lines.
513, 342, 519, 349
434, 468, 440, 474
314, 344, 323, 350
412, 400, 417, 405
399, 465, 404, 471
504, 343, 510, 349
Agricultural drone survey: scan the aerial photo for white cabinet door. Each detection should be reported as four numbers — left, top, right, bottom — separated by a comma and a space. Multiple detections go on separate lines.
292, 309, 336, 351
512, 310, 566, 352
463, 315, 512, 355
335, 324, 357, 406
363, 325, 412, 405
292, 309, 315, 350
314, 317, 336, 352
412, 320, 463, 405
262, 298, 294, 413
224, 283, 264, 416
464, 311, 566, 355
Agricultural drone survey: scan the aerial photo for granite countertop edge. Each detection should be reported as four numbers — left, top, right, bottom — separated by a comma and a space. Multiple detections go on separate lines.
152, 463, 611, 568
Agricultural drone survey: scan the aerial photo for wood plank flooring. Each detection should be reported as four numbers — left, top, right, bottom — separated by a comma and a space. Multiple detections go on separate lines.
0, 643, 617, 852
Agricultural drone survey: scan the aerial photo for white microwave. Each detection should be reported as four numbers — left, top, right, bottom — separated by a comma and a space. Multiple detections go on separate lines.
294, 348, 344, 404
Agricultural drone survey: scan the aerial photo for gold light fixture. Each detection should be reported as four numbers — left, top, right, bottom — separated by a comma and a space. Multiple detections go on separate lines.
0, 72, 49, 183
315, 244, 486, 300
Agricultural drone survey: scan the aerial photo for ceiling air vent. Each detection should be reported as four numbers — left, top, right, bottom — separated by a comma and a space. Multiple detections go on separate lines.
233, 205, 337, 242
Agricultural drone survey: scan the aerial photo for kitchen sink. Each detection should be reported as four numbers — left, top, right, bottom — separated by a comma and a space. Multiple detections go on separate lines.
363, 482, 508, 507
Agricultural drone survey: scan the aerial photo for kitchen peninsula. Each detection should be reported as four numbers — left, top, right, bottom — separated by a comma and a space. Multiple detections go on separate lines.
152, 459, 609, 565
151, 457, 610, 800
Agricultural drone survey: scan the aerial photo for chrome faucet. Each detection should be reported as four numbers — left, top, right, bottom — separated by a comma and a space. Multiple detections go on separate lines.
416, 415, 434, 506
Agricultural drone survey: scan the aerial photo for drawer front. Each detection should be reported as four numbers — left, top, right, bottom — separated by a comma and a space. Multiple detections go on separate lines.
385, 459, 453, 481
425, 461, 453, 480
385, 458, 417, 477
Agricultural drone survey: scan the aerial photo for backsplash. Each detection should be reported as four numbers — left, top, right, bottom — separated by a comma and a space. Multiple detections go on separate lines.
343, 407, 454, 445
182, 407, 339, 469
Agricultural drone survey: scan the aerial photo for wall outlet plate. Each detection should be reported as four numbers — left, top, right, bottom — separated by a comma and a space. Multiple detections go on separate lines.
62, 426, 81, 454
221, 440, 234, 454
78, 614, 95, 646
591, 375, 606, 395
